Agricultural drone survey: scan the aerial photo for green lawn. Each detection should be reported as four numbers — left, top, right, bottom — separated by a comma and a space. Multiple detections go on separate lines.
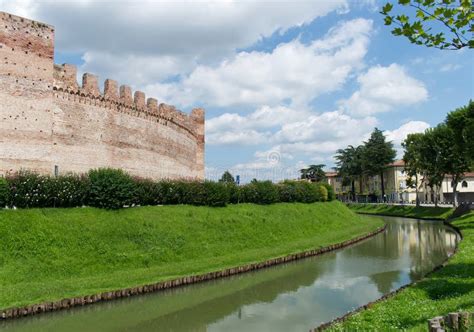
328, 211, 474, 331
347, 203, 453, 220
0, 201, 383, 310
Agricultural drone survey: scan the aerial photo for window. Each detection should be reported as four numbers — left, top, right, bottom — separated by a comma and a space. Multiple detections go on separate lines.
462, 180, 468, 188
54, 165, 59, 177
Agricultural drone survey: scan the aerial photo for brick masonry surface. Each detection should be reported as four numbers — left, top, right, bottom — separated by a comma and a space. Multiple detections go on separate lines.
0, 11, 204, 180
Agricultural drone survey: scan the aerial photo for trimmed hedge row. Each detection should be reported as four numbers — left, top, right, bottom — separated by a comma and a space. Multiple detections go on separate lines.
0, 169, 334, 209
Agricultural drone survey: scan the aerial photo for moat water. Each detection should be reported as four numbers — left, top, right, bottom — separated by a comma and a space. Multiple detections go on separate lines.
1, 216, 459, 332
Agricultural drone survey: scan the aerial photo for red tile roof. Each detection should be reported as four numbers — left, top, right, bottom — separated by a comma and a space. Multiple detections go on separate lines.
387, 159, 405, 167
325, 172, 338, 177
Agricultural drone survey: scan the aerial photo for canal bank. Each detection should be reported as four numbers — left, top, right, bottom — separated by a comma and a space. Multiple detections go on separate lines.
0, 215, 458, 331
0, 202, 383, 320
323, 206, 473, 331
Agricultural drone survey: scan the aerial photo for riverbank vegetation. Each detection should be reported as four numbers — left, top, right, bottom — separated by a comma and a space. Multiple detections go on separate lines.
347, 203, 453, 220
0, 168, 334, 209
0, 201, 383, 310
328, 211, 474, 331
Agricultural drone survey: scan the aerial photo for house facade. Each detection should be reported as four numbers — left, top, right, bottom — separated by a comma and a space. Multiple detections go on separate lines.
326, 160, 474, 204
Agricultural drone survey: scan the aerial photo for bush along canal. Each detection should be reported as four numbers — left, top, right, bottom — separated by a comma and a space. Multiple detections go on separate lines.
0, 214, 459, 332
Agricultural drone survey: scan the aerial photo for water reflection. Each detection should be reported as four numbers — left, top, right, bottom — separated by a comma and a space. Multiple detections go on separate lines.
1, 216, 459, 332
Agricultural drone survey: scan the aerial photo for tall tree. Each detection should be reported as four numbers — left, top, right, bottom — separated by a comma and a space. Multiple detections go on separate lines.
219, 170, 235, 183
446, 100, 474, 166
418, 126, 451, 207
335, 145, 364, 201
402, 132, 425, 207
380, 0, 473, 50
300, 164, 326, 182
363, 128, 396, 202
444, 101, 473, 206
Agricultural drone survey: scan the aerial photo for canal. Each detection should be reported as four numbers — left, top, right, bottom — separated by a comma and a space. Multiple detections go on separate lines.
1, 216, 459, 332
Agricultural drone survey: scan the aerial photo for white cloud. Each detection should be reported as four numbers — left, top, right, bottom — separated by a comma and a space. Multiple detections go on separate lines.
206, 105, 311, 145
440, 63, 461, 72
273, 111, 377, 145
147, 18, 373, 108
1, 0, 348, 87
341, 64, 428, 116
79, 52, 193, 88
385, 120, 430, 157
385, 121, 430, 145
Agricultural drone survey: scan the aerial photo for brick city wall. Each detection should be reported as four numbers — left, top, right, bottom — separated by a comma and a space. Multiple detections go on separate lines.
0, 11, 205, 180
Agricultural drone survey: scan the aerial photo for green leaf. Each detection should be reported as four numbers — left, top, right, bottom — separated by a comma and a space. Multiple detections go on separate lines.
384, 16, 393, 25
398, 14, 409, 24
392, 27, 403, 35
416, 9, 425, 19
434, 8, 443, 16
399, 0, 410, 5
382, 3, 393, 13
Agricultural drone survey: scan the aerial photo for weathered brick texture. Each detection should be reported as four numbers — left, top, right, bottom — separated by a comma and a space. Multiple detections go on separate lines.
0, 12, 205, 180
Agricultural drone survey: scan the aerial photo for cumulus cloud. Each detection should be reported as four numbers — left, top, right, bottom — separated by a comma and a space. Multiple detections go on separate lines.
206, 105, 311, 145
341, 64, 428, 116
147, 18, 373, 108
1, 0, 348, 85
385, 121, 430, 145
385, 120, 430, 157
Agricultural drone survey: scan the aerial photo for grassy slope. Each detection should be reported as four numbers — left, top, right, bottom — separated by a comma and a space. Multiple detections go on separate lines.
329, 211, 474, 331
0, 201, 383, 309
347, 203, 453, 220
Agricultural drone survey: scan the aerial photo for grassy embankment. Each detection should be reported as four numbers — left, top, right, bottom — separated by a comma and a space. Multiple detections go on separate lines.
347, 203, 453, 220
0, 201, 383, 310
329, 207, 474, 331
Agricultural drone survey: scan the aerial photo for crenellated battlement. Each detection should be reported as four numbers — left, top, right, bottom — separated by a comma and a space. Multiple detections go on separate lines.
0, 11, 205, 180
52, 64, 204, 139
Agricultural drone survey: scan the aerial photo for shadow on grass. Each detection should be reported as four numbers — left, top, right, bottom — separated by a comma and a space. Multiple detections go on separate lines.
395, 264, 474, 328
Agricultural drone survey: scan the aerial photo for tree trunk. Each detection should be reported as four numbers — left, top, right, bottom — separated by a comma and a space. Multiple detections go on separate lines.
452, 177, 458, 207
351, 180, 356, 202
380, 171, 386, 202
434, 185, 438, 207
415, 173, 420, 207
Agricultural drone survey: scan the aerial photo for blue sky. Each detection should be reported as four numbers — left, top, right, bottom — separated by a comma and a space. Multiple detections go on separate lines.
2, 1, 472, 182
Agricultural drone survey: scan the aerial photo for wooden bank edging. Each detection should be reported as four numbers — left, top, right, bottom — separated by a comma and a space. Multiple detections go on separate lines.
0, 225, 387, 321
313, 219, 463, 331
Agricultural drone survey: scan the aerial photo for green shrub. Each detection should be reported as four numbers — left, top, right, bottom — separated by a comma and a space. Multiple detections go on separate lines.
203, 181, 229, 207
278, 180, 320, 203
298, 181, 320, 203
88, 168, 136, 209
134, 178, 163, 206
240, 180, 279, 204
321, 183, 335, 201
156, 180, 179, 205
7, 171, 88, 208
317, 184, 328, 202
49, 174, 89, 207
0, 177, 9, 208
7, 171, 50, 208
226, 182, 241, 204
179, 181, 207, 205
3, 167, 335, 210
278, 181, 300, 202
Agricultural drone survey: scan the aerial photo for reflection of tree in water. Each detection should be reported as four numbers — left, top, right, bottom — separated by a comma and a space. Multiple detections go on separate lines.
346, 218, 458, 293
122, 257, 326, 331
408, 221, 458, 281
369, 270, 402, 294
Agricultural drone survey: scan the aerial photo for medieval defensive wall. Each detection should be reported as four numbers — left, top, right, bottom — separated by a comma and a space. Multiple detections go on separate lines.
0, 11, 205, 180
